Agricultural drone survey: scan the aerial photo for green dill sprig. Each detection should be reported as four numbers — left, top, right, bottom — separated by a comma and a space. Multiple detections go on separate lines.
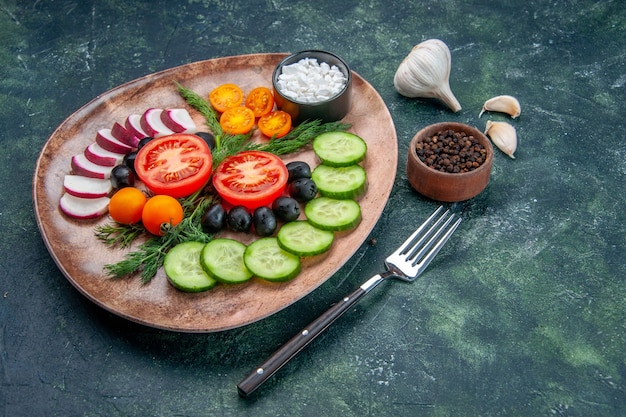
103, 194, 217, 283
211, 132, 253, 167
103, 238, 165, 283
175, 81, 221, 138
252, 120, 352, 155
95, 222, 146, 248
176, 81, 254, 166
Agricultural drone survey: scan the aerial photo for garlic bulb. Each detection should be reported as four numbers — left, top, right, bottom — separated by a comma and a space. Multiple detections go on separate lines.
393, 39, 462, 112
479, 95, 521, 118
484, 120, 517, 159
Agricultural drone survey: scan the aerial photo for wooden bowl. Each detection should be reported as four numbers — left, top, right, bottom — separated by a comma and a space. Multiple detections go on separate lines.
406, 122, 493, 202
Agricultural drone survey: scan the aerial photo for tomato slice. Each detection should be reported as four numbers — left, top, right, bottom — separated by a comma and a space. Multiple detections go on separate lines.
219, 106, 256, 135
245, 86, 275, 117
212, 151, 288, 210
135, 134, 212, 198
209, 83, 244, 112
258, 110, 292, 138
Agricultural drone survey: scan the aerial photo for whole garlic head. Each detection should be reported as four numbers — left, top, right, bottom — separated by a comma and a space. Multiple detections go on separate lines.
393, 39, 462, 112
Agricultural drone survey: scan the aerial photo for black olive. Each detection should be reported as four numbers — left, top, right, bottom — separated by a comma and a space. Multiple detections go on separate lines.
123, 151, 138, 173
194, 132, 217, 151
137, 137, 153, 150
110, 164, 135, 189
289, 178, 317, 202
201, 203, 227, 233
286, 161, 312, 183
272, 196, 301, 222
227, 206, 252, 233
253, 206, 277, 237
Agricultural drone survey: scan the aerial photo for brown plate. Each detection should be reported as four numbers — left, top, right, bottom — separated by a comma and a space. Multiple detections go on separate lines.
32, 53, 397, 333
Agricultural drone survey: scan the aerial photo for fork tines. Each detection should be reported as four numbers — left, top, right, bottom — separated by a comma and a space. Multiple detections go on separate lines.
398, 206, 462, 273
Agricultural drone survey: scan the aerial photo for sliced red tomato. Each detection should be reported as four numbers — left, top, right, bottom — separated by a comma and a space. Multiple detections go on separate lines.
245, 86, 275, 117
219, 106, 256, 135
258, 110, 292, 138
135, 134, 212, 198
212, 151, 288, 210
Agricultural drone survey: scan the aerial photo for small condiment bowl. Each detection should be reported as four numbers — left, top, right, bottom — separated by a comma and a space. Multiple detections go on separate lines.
272, 50, 352, 125
406, 122, 494, 202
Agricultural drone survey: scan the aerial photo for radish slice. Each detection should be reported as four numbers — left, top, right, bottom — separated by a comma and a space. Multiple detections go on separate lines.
140, 108, 175, 137
125, 114, 149, 138
64, 175, 113, 198
160, 108, 197, 133
111, 122, 140, 148
95, 128, 134, 154
71, 154, 114, 179
59, 193, 110, 219
84, 142, 125, 167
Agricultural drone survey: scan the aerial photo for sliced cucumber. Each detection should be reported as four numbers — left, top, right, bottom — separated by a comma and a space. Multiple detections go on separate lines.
277, 221, 334, 256
244, 237, 301, 282
304, 197, 362, 232
200, 238, 253, 284
164, 241, 217, 292
311, 164, 367, 199
312, 131, 367, 167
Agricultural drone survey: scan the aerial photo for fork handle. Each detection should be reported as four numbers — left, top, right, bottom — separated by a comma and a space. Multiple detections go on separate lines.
237, 273, 386, 398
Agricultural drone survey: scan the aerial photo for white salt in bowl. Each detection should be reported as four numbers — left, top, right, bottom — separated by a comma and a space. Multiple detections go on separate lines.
272, 50, 352, 125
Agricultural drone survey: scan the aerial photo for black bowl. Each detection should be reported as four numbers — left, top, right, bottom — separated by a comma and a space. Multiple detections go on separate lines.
272, 50, 352, 125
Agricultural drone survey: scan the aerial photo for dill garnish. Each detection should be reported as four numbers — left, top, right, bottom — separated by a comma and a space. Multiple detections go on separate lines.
95, 222, 145, 248
102, 193, 217, 283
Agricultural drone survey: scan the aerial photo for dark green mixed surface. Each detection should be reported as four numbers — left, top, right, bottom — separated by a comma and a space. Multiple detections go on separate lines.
1, 0, 624, 415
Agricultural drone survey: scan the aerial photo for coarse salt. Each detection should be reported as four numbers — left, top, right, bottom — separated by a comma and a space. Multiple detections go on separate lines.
276, 58, 347, 103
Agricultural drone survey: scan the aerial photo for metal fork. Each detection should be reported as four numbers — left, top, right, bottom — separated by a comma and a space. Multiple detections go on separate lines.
237, 205, 461, 398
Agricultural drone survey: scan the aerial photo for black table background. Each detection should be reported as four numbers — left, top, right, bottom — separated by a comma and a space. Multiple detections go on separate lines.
1, 0, 625, 415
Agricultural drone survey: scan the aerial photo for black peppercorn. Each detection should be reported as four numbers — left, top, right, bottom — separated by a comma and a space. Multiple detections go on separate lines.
416, 129, 486, 173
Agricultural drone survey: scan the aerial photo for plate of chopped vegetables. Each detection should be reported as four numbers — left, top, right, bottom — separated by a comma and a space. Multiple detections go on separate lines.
32, 53, 397, 332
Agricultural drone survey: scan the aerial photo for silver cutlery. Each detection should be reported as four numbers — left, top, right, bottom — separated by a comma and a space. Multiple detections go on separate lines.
238, 205, 461, 397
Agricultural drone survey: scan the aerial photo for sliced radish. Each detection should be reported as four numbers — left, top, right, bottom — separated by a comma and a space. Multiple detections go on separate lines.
160, 108, 197, 133
111, 122, 140, 148
95, 128, 134, 154
125, 114, 149, 139
140, 108, 175, 137
64, 175, 113, 198
84, 142, 125, 167
59, 193, 110, 219
71, 154, 114, 179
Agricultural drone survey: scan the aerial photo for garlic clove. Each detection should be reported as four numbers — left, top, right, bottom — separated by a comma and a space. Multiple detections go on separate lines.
479, 95, 521, 118
484, 120, 517, 159
393, 39, 462, 112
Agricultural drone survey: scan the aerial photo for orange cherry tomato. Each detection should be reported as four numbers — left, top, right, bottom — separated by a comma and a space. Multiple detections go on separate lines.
141, 195, 184, 236
244, 86, 275, 117
108, 187, 147, 224
135, 134, 213, 199
209, 83, 244, 113
219, 106, 256, 135
258, 110, 292, 138
212, 151, 288, 210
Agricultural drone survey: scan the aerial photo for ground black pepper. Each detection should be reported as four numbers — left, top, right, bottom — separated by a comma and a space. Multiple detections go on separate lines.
415, 129, 487, 173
